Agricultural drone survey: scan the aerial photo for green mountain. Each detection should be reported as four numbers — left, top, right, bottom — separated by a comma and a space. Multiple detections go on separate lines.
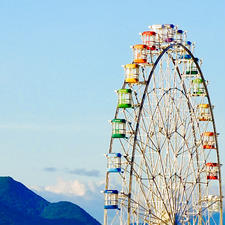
0, 177, 101, 225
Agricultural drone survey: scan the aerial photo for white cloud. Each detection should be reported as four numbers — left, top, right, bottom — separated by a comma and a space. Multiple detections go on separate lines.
44, 178, 86, 196
30, 178, 105, 198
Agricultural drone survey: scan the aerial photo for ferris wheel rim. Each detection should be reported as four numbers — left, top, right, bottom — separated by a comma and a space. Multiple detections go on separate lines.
126, 43, 223, 224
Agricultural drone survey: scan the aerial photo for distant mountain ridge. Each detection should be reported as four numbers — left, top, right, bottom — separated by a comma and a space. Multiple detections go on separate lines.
0, 176, 101, 225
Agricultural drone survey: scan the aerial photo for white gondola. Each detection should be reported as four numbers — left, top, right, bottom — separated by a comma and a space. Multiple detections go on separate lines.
106, 153, 122, 173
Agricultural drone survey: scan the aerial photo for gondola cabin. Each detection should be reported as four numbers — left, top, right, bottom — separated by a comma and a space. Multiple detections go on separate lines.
111, 119, 126, 138
203, 132, 216, 149
141, 31, 156, 50
191, 78, 206, 96
106, 153, 122, 173
184, 41, 192, 51
132, 44, 149, 63
198, 104, 211, 121
206, 163, 220, 180
178, 54, 191, 64
176, 29, 184, 43
104, 190, 119, 209
162, 24, 175, 43
123, 63, 139, 83
186, 58, 199, 75
149, 24, 163, 43
117, 89, 132, 108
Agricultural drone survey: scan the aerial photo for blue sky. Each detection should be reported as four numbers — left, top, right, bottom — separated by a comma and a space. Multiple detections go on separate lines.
0, 0, 224, 222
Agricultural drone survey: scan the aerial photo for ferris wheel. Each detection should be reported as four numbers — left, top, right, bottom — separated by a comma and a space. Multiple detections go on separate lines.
103, 24, 223, 225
